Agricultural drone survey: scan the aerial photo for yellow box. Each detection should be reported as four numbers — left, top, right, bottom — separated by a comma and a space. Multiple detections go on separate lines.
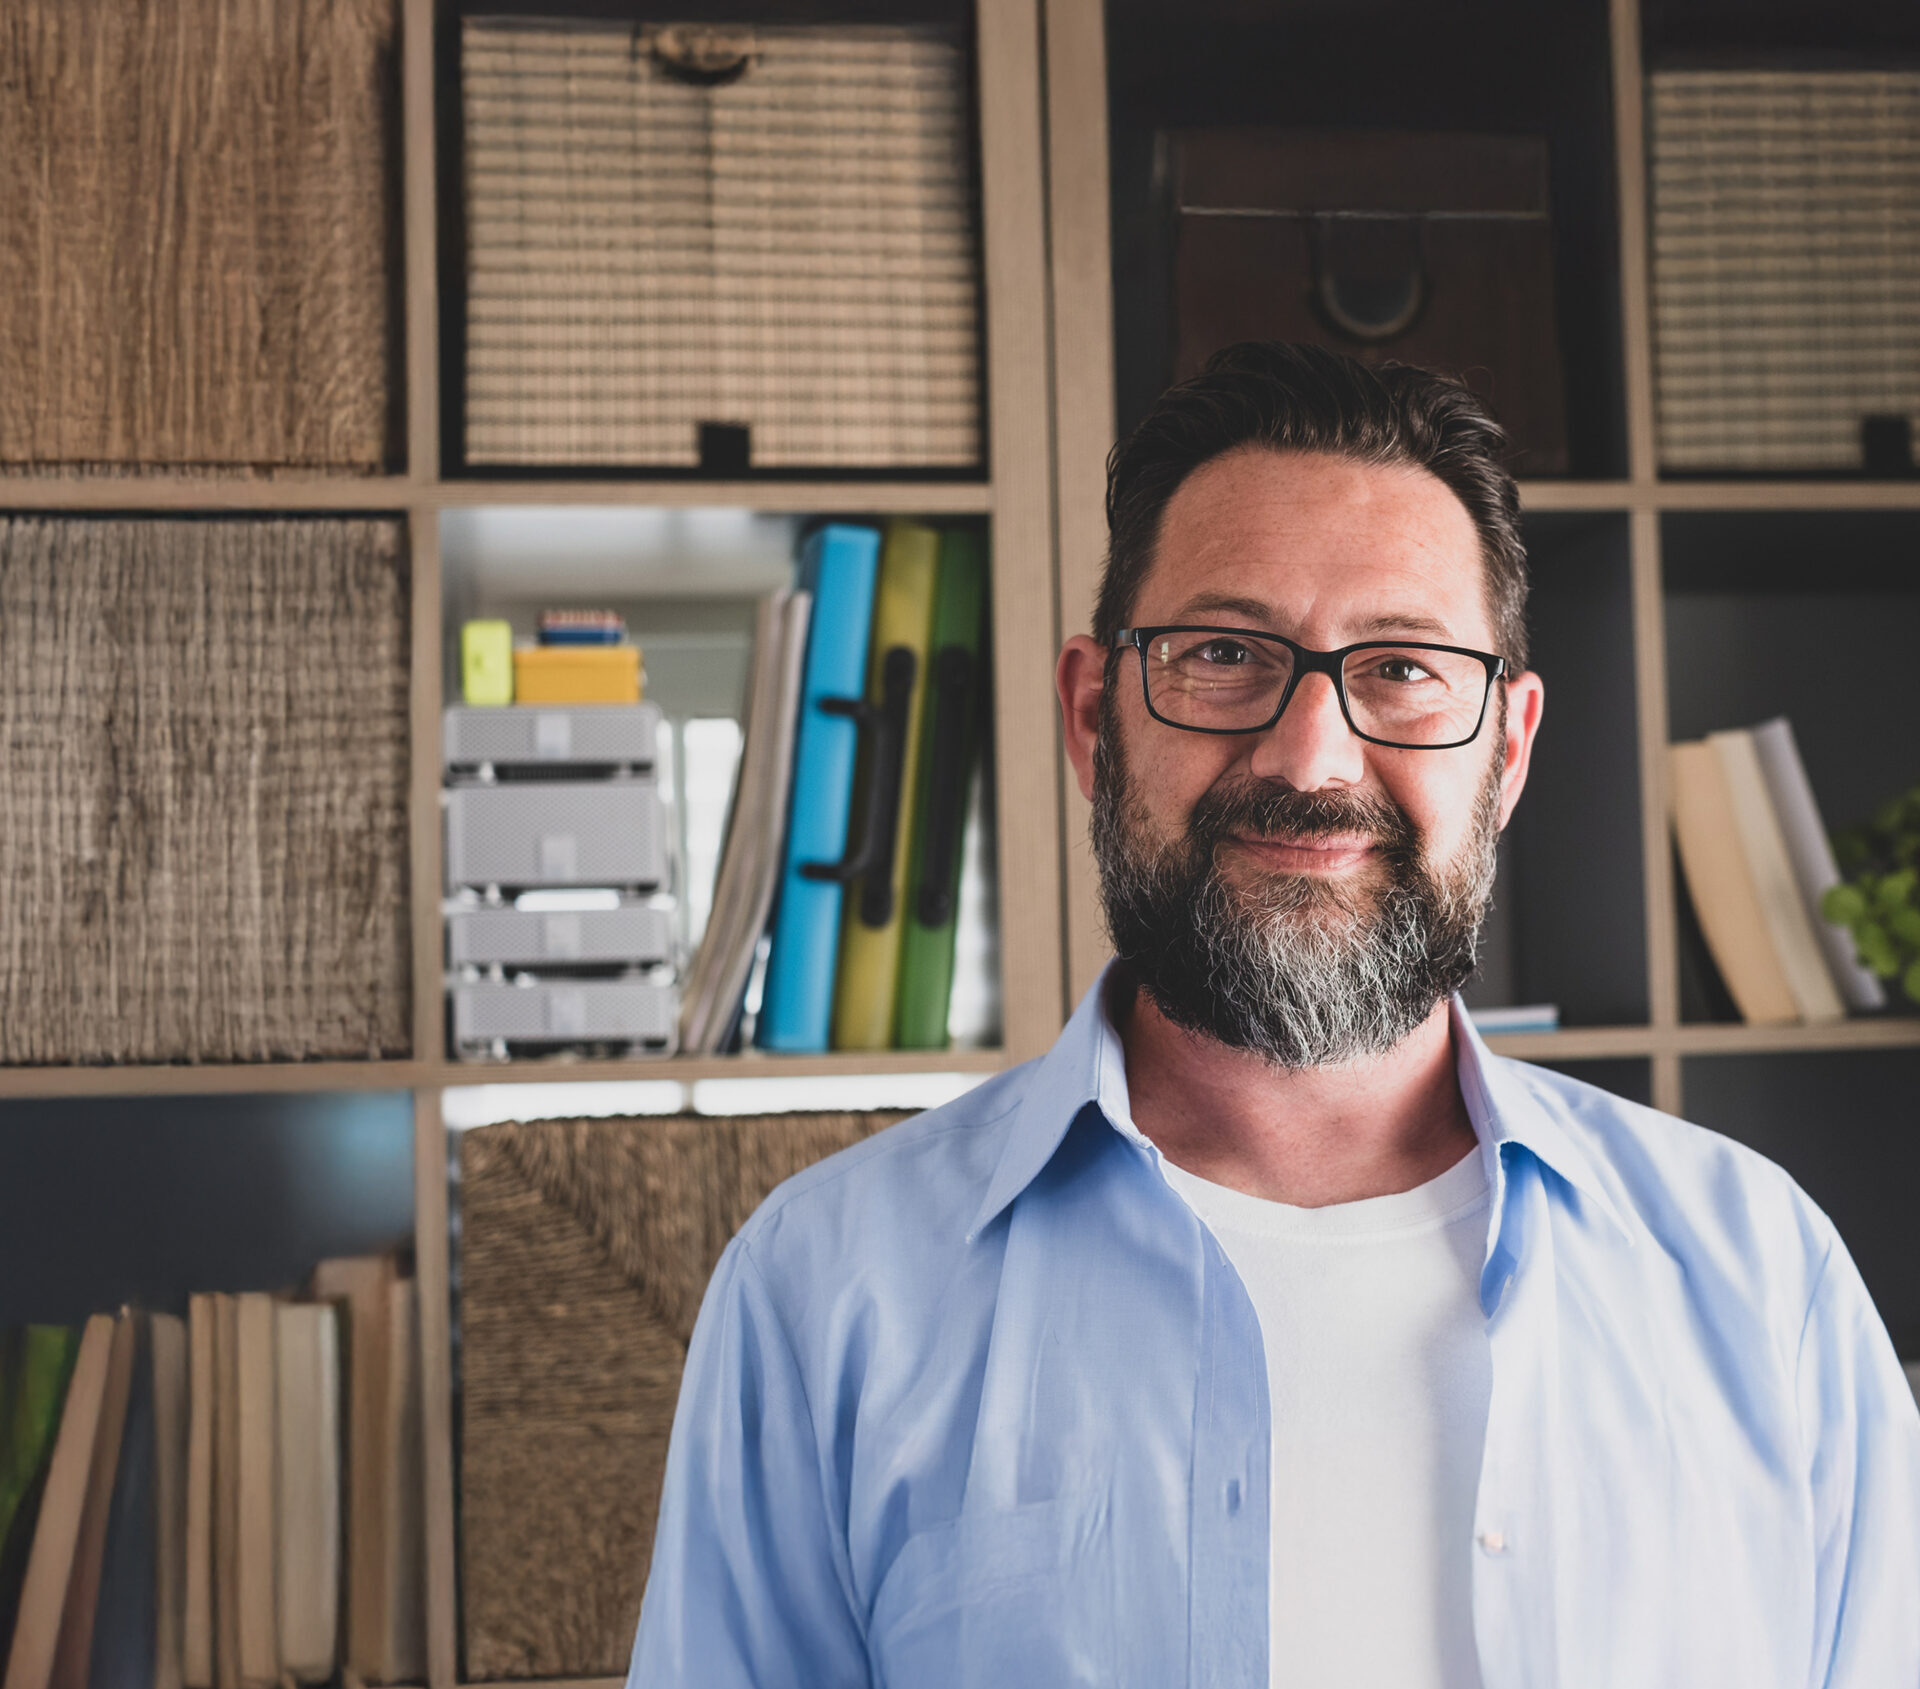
512, 644, 642, 704
461, 620, 515, 705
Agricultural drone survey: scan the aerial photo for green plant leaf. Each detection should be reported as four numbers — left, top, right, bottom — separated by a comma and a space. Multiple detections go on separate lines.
1823, 883, 1869, 926
1892, 906, 1920, 948
1858, 920, 1900, 977
1876, 869, 1918, 911
1904, 958, 1920, 1008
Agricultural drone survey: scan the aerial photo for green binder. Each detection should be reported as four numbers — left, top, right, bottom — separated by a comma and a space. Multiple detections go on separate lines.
895, 529, 989, 1049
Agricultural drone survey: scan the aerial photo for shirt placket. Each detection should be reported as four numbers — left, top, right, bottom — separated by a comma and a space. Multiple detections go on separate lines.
1471, 1145, 1563, 1689
1187, 1223, 1271, 1689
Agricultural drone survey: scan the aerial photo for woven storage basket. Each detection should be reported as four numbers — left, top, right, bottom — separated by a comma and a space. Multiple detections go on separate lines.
457, 1110, 899, 1679
0, 516, 412, 1063
460, 19, 982, 471
0, 0, 399, 472
1650, 70, 1920, 472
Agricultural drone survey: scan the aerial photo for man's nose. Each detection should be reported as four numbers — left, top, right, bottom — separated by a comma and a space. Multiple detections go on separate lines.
1245, 670, 1366, 791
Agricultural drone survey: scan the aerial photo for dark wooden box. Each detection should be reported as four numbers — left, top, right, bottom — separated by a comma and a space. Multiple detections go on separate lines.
1169, 128, 1569, 474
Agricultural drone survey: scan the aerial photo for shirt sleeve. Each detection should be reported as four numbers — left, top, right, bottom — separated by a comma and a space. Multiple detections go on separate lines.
1795, 1228, 1920, 1687
627, 1235, 870, 1689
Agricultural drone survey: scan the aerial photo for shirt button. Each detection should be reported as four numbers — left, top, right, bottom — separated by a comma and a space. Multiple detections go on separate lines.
1477, 1530, 1507, 1554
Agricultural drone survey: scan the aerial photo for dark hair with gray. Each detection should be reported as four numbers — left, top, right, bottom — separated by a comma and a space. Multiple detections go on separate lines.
1096, 341, 1529, 671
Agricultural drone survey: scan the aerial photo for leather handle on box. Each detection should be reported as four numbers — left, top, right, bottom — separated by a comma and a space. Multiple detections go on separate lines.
799, 646, 917, 928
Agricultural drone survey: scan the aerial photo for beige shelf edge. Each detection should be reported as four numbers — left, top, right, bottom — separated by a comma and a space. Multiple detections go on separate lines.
0, 474, 995, 515
0, 1048, 1010, 1100
1483, 1018, 1920, 1062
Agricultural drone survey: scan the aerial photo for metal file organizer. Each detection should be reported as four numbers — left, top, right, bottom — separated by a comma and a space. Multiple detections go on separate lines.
443, 704, 680, 1060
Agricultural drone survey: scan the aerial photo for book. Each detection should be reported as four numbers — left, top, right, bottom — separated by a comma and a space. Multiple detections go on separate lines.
211, 1297, 239, 1689
148, 1315, 188, 1689
380, 1282, 424, 1686
758, 524, 884, 1052
0, 1327, 81, 1657
895, 528, 990, 1050
273, 1305, 339, 1685
1669, 739, 1798, 1024
181, 1302, 214, 1689
230, 1298, 276, 1689
306, 1258, 394, 1687
679, 589, 813, 1054
1466, 1003, 1561, 1035
1748, 717, 1886, 1012
3, 1313, 116, 1689
88, 1315, 156, 1689
47, 1312, 136, 1689
1708, 729, 1844, 1025
832, 520, 943, 1050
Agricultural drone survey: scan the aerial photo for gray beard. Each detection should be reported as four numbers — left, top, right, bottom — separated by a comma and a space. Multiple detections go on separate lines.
1090, 699, 1504, 1070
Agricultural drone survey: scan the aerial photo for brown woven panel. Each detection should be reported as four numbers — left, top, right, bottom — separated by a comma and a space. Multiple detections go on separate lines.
461, 21, 981, 470
0, 517, 412, 1063
457, 1110, 900, 1679
0, 0, 399, 471
1650, 71, 1920, 470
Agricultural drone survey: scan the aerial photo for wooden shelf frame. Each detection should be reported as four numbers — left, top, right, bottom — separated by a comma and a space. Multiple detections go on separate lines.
1039, 0, 1920, 1122
1, 0, 1068, 1680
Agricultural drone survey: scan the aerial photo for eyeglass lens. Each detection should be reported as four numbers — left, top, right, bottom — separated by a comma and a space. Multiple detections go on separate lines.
1140, 630, 1491, 745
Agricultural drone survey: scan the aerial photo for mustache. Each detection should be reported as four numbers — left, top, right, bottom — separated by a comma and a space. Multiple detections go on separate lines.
1185, 778, 1419, 860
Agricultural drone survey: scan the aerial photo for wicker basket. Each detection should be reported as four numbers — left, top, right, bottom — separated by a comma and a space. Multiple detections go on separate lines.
457, 1110, 897, 1679
0, 0, 399, 471
0, 516, 412, 1063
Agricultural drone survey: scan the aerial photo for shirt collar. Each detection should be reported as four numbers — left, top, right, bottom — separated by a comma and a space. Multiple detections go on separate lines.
969, 962, 1632, 1243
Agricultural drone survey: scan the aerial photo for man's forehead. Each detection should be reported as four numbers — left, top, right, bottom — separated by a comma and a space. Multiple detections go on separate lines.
1140, 446, 1489, 634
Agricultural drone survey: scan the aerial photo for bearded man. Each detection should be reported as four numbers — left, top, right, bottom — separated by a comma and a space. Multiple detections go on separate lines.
630, 343, 1920, 1688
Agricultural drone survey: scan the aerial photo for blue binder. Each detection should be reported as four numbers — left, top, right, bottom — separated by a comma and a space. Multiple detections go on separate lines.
757, 523, 883, 1051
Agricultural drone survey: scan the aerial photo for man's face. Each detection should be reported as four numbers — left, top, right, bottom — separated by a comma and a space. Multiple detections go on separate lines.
1057, 445, 1545, 1067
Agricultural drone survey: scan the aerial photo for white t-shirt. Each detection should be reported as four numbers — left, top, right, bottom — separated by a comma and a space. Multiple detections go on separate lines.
1158, 1146, 1492, 1689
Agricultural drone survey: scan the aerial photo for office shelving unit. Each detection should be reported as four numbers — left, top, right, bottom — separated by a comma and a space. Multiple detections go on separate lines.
0, 0, 1064, 1680
1045, 0, 1920, 1357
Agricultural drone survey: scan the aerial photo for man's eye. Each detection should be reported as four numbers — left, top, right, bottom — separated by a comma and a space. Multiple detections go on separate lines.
1193, 638, 1251, 666
1365, 654, 1436, 684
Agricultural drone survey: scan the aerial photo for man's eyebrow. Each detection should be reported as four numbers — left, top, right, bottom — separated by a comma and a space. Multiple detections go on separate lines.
1353, 612, 1456, 641
1160, 597, 1459, 643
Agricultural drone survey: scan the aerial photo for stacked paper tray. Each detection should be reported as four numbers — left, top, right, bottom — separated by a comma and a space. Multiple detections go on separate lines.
444, 704, 661, 770
448, 905, 675, 970
451, 980, 678, 1054
1649, 70, 1920, 471
459, 20, 982, 470
444, 781, 666, 892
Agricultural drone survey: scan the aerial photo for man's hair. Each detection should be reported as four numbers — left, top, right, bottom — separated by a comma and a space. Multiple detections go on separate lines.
1097, 341, 1529, 671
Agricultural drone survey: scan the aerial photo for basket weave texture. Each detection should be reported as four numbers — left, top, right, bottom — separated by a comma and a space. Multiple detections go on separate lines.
457, 1110, 898, 1679
0, 516, 412, 1064
0, 0, 399, 471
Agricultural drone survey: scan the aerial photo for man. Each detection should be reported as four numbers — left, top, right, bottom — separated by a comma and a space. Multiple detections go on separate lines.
630, 343, 1920, 1686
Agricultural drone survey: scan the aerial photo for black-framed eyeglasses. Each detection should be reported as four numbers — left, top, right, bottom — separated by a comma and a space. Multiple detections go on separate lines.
1112, 625, 1509, 750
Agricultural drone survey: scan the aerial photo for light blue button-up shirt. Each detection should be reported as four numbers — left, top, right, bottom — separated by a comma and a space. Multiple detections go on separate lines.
630, 970, 1920, 1687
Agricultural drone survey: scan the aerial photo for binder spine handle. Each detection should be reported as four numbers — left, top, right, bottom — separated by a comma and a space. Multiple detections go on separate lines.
798, 646, 917, 929
915, 645, 977, 929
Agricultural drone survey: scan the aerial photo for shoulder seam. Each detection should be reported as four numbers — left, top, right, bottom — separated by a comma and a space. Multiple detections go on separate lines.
740, 1091, 1025, 1240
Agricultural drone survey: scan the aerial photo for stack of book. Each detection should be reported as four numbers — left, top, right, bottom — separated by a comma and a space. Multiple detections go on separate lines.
0, 1258, 423, 1689
679, 519, 990, 1054
1669, 717, 1885, 1024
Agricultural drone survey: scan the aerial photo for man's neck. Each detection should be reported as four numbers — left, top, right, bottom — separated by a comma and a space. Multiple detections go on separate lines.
1114, 980, 1478, 1208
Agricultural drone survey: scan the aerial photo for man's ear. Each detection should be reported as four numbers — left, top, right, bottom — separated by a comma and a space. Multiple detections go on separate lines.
1496, 668, 1545, 829
1057, 635, 1108, 804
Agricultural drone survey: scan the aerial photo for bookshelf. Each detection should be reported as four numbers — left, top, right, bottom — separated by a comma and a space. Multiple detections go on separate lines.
0, 0, 1064, 1681
1045, 0, 1920, 1355
7, 0, 1918, 1678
